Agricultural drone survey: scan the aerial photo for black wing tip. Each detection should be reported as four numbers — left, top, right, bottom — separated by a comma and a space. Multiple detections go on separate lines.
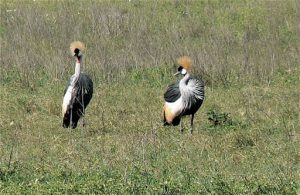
163, 121, 170, 126
164, 82, 181, 102
162, 118, 181, 126
63, 122, 77, 129
172, 118, 181, 126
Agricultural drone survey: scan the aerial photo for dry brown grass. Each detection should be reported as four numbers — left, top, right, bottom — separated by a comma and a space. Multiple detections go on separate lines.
1, 0, 299, 87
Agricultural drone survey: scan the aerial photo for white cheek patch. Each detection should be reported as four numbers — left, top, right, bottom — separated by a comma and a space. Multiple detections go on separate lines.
181, 69, 187, 75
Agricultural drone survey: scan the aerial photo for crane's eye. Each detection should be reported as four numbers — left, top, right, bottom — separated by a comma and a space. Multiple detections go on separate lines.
178, 66, 183, 71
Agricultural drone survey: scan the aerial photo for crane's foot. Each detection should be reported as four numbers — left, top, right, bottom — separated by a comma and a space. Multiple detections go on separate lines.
190, 127, 193, 134
180, 121, 184, 133
190, 114, 194, 135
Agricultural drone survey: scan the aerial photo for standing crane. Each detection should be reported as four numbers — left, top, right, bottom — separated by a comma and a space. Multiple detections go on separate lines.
62, 41, 93, 129
163, 56, 204, 133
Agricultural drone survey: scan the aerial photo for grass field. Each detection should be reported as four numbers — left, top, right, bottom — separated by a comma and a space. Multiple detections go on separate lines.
1, 0, 299, 194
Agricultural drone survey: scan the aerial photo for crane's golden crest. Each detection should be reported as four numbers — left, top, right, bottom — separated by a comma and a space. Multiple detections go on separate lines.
70, 41, 85, 55
177, 56, 192, 70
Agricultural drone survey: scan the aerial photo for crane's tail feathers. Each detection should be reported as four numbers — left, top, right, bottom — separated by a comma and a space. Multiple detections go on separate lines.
70, 41, 85, 55
163, 116, 181, 126
172, 117, 181, 126
177, 56, 192, 70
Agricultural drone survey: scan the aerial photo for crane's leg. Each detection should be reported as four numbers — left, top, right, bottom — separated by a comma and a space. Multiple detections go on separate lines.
77, 109, 85, 127
190, 114, 194, 134
70, 107, 73, 128
81, 89, 85, 128
82, 110, 86, 127
180, 120, 183, 133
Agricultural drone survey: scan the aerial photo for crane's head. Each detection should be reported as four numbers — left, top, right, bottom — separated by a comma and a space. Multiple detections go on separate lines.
174, 56, 192, 76
175, 66, 187, 76
70, 41, 85, 58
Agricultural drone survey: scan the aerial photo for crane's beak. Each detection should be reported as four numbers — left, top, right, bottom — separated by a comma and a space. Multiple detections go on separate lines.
174, 71, 180, 76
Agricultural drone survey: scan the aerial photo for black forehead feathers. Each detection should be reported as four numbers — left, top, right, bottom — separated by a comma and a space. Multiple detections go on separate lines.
74, 48, 80, 54
178, 66, 183, 71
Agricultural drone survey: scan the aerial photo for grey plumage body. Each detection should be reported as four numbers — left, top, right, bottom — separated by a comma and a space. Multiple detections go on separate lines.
179, 77, 204, 115
163, 73, 204, 133
164, 76, 204, 115
63, 73, 93, 129
62, 41, 93, 129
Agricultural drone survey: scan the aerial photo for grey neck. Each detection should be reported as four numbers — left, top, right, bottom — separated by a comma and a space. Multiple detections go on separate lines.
179, 73, 190, 86
74, 56, 83, 78
179, 73, 191, 98
74, 62, 80, 78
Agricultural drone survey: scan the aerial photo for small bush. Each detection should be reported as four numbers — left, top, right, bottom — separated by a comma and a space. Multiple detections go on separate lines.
207, 107, 233, 127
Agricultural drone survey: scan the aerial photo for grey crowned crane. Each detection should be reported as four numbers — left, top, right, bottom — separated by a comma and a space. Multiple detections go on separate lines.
163, 56, 204, 133
62, 41, 93, 129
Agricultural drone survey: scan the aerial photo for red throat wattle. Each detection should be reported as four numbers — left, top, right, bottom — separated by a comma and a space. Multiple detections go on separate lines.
76, 57, 81, 63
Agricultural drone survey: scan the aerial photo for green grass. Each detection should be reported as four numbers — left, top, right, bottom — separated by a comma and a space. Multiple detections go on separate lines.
1, 0, 300, 194
1, 66, 299, 194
